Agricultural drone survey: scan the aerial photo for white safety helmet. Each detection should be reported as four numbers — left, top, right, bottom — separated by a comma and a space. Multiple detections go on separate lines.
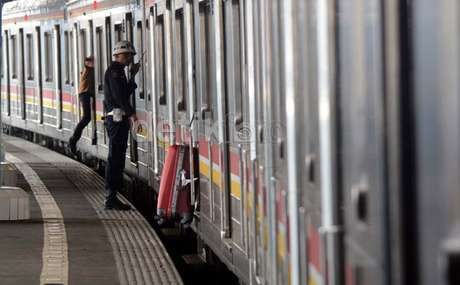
112, 40, 137, 56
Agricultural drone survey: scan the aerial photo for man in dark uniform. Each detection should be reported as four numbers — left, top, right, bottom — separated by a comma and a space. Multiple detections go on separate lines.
103, 41, 140, 210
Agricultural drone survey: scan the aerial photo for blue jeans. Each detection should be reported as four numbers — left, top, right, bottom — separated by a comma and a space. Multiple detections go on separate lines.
104, 116, 130, 205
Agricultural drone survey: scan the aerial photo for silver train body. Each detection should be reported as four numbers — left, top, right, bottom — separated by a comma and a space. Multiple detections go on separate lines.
1, 0, 459, 284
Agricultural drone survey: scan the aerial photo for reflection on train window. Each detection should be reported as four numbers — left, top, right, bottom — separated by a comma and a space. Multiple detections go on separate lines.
10, 35, 17, 79
114, 23, 123, 43
64, 31, 70, 84
136, 21, 144, 99
96, 27, 104, 91
175, 9, 186, 110
44, 32, 53, 82
156, 14, 166, 104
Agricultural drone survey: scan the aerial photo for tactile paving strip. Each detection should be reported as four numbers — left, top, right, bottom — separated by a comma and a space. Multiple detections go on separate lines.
7, 137, 183, 285
7, 153, 69, 285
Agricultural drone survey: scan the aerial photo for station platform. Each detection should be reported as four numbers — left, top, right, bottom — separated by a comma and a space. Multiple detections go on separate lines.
0, 135, 183, 285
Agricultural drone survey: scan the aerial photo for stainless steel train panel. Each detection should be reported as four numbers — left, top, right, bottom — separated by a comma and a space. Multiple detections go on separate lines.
223, 0, 249, 253
337, 0, 388, 283
412, 1, 460, 284
289, 0, 324, 284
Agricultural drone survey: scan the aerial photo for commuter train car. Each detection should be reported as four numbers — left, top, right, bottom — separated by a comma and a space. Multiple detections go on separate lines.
2, 0, 460, 285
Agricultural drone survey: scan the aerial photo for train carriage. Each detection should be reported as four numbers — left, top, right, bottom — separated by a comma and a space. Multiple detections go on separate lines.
3, 0, 460, 285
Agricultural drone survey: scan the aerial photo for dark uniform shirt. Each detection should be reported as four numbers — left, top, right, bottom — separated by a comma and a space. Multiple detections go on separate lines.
103, 61, 137, 117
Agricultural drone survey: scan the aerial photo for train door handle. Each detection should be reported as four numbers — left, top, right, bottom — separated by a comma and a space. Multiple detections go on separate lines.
234, 113, 243, 126
305, 154, 316, 183
278, 139, 285, 159
201, 105, 211, 120
258, 126, 264, 143
351, 182, 369, 225
177, 99, 185, 111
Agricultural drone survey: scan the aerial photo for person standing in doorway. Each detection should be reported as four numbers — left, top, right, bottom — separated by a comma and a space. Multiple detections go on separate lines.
103, 41, 140, 210
69, 56, 95, 154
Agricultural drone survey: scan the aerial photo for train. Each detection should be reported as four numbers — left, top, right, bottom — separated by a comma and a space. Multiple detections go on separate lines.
1, 0, 459, 284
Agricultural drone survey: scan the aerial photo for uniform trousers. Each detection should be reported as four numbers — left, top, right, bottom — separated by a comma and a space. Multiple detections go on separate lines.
104, 116, 130, 205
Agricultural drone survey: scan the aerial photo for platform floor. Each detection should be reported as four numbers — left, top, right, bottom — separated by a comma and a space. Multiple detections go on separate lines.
0, 135, 183, 285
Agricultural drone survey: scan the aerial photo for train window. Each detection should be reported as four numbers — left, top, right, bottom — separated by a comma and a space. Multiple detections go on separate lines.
44, 32, 53, 82
175, 9, 186, 110
199, 2, 213, 117
69, 31, 74, 85
126, 13, 133, 42
96, 27, 104, 91
64, 31, 70, 84
79, 29, 87, 69
0, 47, 3, 79
105, 17, 112, 65
156, 15, 166, 104
10, 35, 17, 79
136, 21, 144, 99
231, 0, 243, 123
114, 23, 123, 43
26, 34, 34, 80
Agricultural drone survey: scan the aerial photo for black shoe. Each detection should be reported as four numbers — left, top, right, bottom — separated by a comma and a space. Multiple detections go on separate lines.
105, 201, 132, 211
69, 137, 77, 154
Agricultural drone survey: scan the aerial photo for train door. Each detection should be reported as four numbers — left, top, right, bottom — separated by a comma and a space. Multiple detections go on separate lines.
24, 27, 39, 122
336, 0, 390, 284
222, 0, 251, 277
54, 25, 63, 129
247, 0, 274, 282
93, 16, 111, 146
134, 11, 148, 176
287, 1, 324, 284
41, 27, 56, 127
194, 0, 232, 251
241, 0, 267, 282
9, 30, 22, 119
411, 1, 460, 285
153, 2, 171, 176
147, 6, 160, 182
262, 1, 292, 284
76, 21, 93, 142
123, 12, 139, 165
62, 27, 76, 131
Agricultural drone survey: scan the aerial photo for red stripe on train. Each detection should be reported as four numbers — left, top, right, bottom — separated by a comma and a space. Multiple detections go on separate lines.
308, 223, 322, 272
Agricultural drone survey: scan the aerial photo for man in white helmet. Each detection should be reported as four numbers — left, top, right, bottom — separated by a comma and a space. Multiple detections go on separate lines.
103, 40, 140, 210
